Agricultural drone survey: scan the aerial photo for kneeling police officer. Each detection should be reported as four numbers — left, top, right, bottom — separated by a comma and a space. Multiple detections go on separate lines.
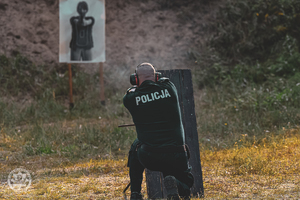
123, 63, 194, 200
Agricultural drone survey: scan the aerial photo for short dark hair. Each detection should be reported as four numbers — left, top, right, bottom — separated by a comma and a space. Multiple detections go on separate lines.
77, 1, 88, 13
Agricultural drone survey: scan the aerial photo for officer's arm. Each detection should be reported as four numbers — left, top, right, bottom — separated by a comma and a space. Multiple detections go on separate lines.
123, 86, 137, 109
158, 77, 176, 89
157, 77, 169, 83
158, 77, 178, 93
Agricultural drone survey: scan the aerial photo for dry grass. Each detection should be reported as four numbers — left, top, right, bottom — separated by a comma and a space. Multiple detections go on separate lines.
1, 127, 299, 199
0, 157, 137, 199
201, 127, 300, 199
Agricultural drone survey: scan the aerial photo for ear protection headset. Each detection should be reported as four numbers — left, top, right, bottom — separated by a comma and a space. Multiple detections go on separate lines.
130, 63, 162, 85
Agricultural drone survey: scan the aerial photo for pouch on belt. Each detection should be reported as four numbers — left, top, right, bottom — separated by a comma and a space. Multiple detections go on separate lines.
127, 138, 142, 167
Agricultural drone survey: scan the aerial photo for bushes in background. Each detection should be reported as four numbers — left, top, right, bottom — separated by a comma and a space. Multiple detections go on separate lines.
196, 0, 300, 87
210, 0, 300, 64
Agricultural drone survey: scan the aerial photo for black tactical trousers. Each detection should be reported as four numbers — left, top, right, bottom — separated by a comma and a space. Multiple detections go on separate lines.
128, 139, 194, 197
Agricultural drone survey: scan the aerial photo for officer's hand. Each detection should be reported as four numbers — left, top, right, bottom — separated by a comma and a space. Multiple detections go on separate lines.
128, 87, 137, 92
126, 86, 137, 94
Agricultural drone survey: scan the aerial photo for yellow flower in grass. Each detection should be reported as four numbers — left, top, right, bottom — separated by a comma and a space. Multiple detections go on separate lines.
278, 12, 284, 15
265, 13, 269, 19
225, 123, 228, 126
256, 13, 259, 16
277, 26, 287, 32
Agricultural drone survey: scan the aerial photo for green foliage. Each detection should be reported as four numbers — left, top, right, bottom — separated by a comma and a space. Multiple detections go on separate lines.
196, 81, 300, 149
193, 0, 300, 87
196, 34, 300, 87
210, 0, 300, 64
194, 2, 300, 141
0, 54, 131, 126
0, 53, 118, 103
0, 53, 134, 158
20, 122, 135, 159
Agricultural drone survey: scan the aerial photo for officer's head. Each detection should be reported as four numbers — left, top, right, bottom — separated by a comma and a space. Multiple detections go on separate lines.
77, 1, 88, 17
136, 63, 156, 87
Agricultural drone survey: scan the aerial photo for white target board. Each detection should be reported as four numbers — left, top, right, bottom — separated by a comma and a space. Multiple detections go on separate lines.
59, 0, 105, 63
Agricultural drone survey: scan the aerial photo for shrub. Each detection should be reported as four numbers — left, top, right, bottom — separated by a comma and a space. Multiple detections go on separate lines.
210, 0, 300, 64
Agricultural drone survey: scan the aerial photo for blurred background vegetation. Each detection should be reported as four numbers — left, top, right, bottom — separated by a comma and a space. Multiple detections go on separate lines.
193, 0, 300, 149
0, 0, 299, 160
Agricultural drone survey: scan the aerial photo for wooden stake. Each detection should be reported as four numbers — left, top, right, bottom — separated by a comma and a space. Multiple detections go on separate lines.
68, 64, 74, 109
99, 62, 105, 105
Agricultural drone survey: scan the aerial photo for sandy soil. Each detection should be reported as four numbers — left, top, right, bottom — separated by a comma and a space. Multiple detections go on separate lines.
0, 0, 220, 73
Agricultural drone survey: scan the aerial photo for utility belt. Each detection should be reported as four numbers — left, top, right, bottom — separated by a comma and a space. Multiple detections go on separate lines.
140, 144, 190, 159
128, 139, 191, 168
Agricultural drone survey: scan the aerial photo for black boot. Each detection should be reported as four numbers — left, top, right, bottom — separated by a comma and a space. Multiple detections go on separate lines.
130, 192, 143, 200
164, 176, 180, 200
180, 196, 191, 200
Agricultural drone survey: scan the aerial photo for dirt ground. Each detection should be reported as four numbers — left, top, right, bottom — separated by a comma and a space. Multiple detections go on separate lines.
0, 0, 221, 73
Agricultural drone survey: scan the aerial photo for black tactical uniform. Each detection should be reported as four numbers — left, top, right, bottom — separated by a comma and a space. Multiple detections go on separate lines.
123, 78, 194, 198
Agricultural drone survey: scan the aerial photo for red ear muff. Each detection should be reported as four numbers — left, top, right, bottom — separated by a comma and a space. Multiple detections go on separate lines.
130, 71, 160, 85
130, 73, 139, 85
155, 72, 162, 82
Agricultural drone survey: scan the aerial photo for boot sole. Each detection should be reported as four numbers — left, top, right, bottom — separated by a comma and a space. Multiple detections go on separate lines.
164, 176, 180, 200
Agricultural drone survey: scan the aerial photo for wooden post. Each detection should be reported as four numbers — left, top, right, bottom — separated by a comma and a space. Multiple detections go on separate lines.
99, 62, 105, 105
145, 170, 165, 199
68, 64, 74, 109
145, 69, 204, 198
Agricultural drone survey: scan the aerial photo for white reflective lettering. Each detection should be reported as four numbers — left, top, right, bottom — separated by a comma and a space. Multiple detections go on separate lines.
141, 95, 147, 103
151, 93, 155, 101
154, 92, 160, 99
160, 90, 165, 98
135, 90, 171, 105
146, 94, 152, 102
136, 96, 141, 105
165, 89, 171, 98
